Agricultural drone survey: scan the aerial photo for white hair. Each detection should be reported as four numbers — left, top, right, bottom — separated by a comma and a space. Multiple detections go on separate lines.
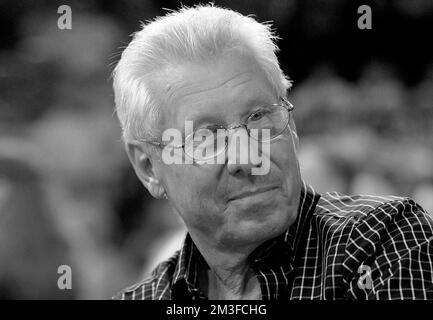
112, 3, 292, 142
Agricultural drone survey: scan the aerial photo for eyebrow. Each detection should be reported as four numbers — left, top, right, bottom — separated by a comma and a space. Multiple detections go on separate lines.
240, 95, 278, 116
189, 114, 222, 130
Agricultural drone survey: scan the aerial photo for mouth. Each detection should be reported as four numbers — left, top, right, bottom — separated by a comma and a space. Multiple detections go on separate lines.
228, 185, 279, 202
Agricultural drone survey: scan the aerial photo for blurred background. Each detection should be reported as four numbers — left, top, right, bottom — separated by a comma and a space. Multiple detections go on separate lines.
0, 0, 432, 299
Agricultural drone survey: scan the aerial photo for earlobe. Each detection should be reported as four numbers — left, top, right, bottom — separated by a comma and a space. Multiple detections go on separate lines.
146, 180, 167, 199
125, 141, 166, 199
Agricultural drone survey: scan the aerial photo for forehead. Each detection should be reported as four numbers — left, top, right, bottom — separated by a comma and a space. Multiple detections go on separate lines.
154, 53, 277, 129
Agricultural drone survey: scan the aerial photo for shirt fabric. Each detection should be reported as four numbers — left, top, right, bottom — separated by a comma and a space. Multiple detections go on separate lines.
114, 181, 433, 300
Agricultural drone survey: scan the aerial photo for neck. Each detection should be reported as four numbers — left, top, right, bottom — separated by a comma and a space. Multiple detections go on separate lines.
191, 233, 262, 300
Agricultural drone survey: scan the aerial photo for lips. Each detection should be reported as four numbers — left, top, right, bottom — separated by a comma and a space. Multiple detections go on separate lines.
228, 185, 278, 201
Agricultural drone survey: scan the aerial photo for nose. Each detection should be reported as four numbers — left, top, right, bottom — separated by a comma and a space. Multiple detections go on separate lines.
226, 127, 261, 176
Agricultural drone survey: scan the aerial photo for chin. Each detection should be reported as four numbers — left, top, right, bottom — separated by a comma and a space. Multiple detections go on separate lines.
218, 208, 294, 248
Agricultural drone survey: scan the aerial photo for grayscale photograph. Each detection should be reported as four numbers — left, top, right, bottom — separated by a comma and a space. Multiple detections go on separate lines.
0, 0, 432, 307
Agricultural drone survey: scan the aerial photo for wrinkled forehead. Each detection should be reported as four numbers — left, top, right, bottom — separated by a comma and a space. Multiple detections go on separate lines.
149, 52, 278, 131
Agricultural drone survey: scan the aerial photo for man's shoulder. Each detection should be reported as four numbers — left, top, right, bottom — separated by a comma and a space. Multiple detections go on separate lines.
313, 190, 433, 237
316, 191, 415, 219
112, 250, 180, 300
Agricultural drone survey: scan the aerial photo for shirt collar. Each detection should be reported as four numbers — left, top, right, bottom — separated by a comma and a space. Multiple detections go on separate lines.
172, 232, 201, 294
171, 180, 320, 297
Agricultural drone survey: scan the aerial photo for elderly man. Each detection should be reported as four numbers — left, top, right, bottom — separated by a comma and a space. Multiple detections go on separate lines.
112, 5, 433, 300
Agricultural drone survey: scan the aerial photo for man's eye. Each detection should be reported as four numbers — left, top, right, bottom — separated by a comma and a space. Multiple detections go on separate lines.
249, 110, 267, 122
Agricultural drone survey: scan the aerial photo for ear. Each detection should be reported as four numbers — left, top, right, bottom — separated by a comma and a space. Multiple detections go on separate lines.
125, 141, 166, 199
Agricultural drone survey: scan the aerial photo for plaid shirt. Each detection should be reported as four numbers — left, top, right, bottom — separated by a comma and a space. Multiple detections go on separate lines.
114, 181, 433, 300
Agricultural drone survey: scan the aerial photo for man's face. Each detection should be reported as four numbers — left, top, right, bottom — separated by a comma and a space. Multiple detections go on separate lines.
152, 52, 302, 250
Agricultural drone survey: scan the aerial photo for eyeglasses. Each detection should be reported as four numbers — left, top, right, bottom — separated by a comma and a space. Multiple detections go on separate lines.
138, 97, 294, 164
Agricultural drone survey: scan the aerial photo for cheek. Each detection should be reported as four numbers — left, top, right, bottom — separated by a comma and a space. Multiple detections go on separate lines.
269, 139, 301, 195
166, 166, 198, 198
165, 165, 220, 213
270, 138, 299, 172
168, 168, 225, 235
